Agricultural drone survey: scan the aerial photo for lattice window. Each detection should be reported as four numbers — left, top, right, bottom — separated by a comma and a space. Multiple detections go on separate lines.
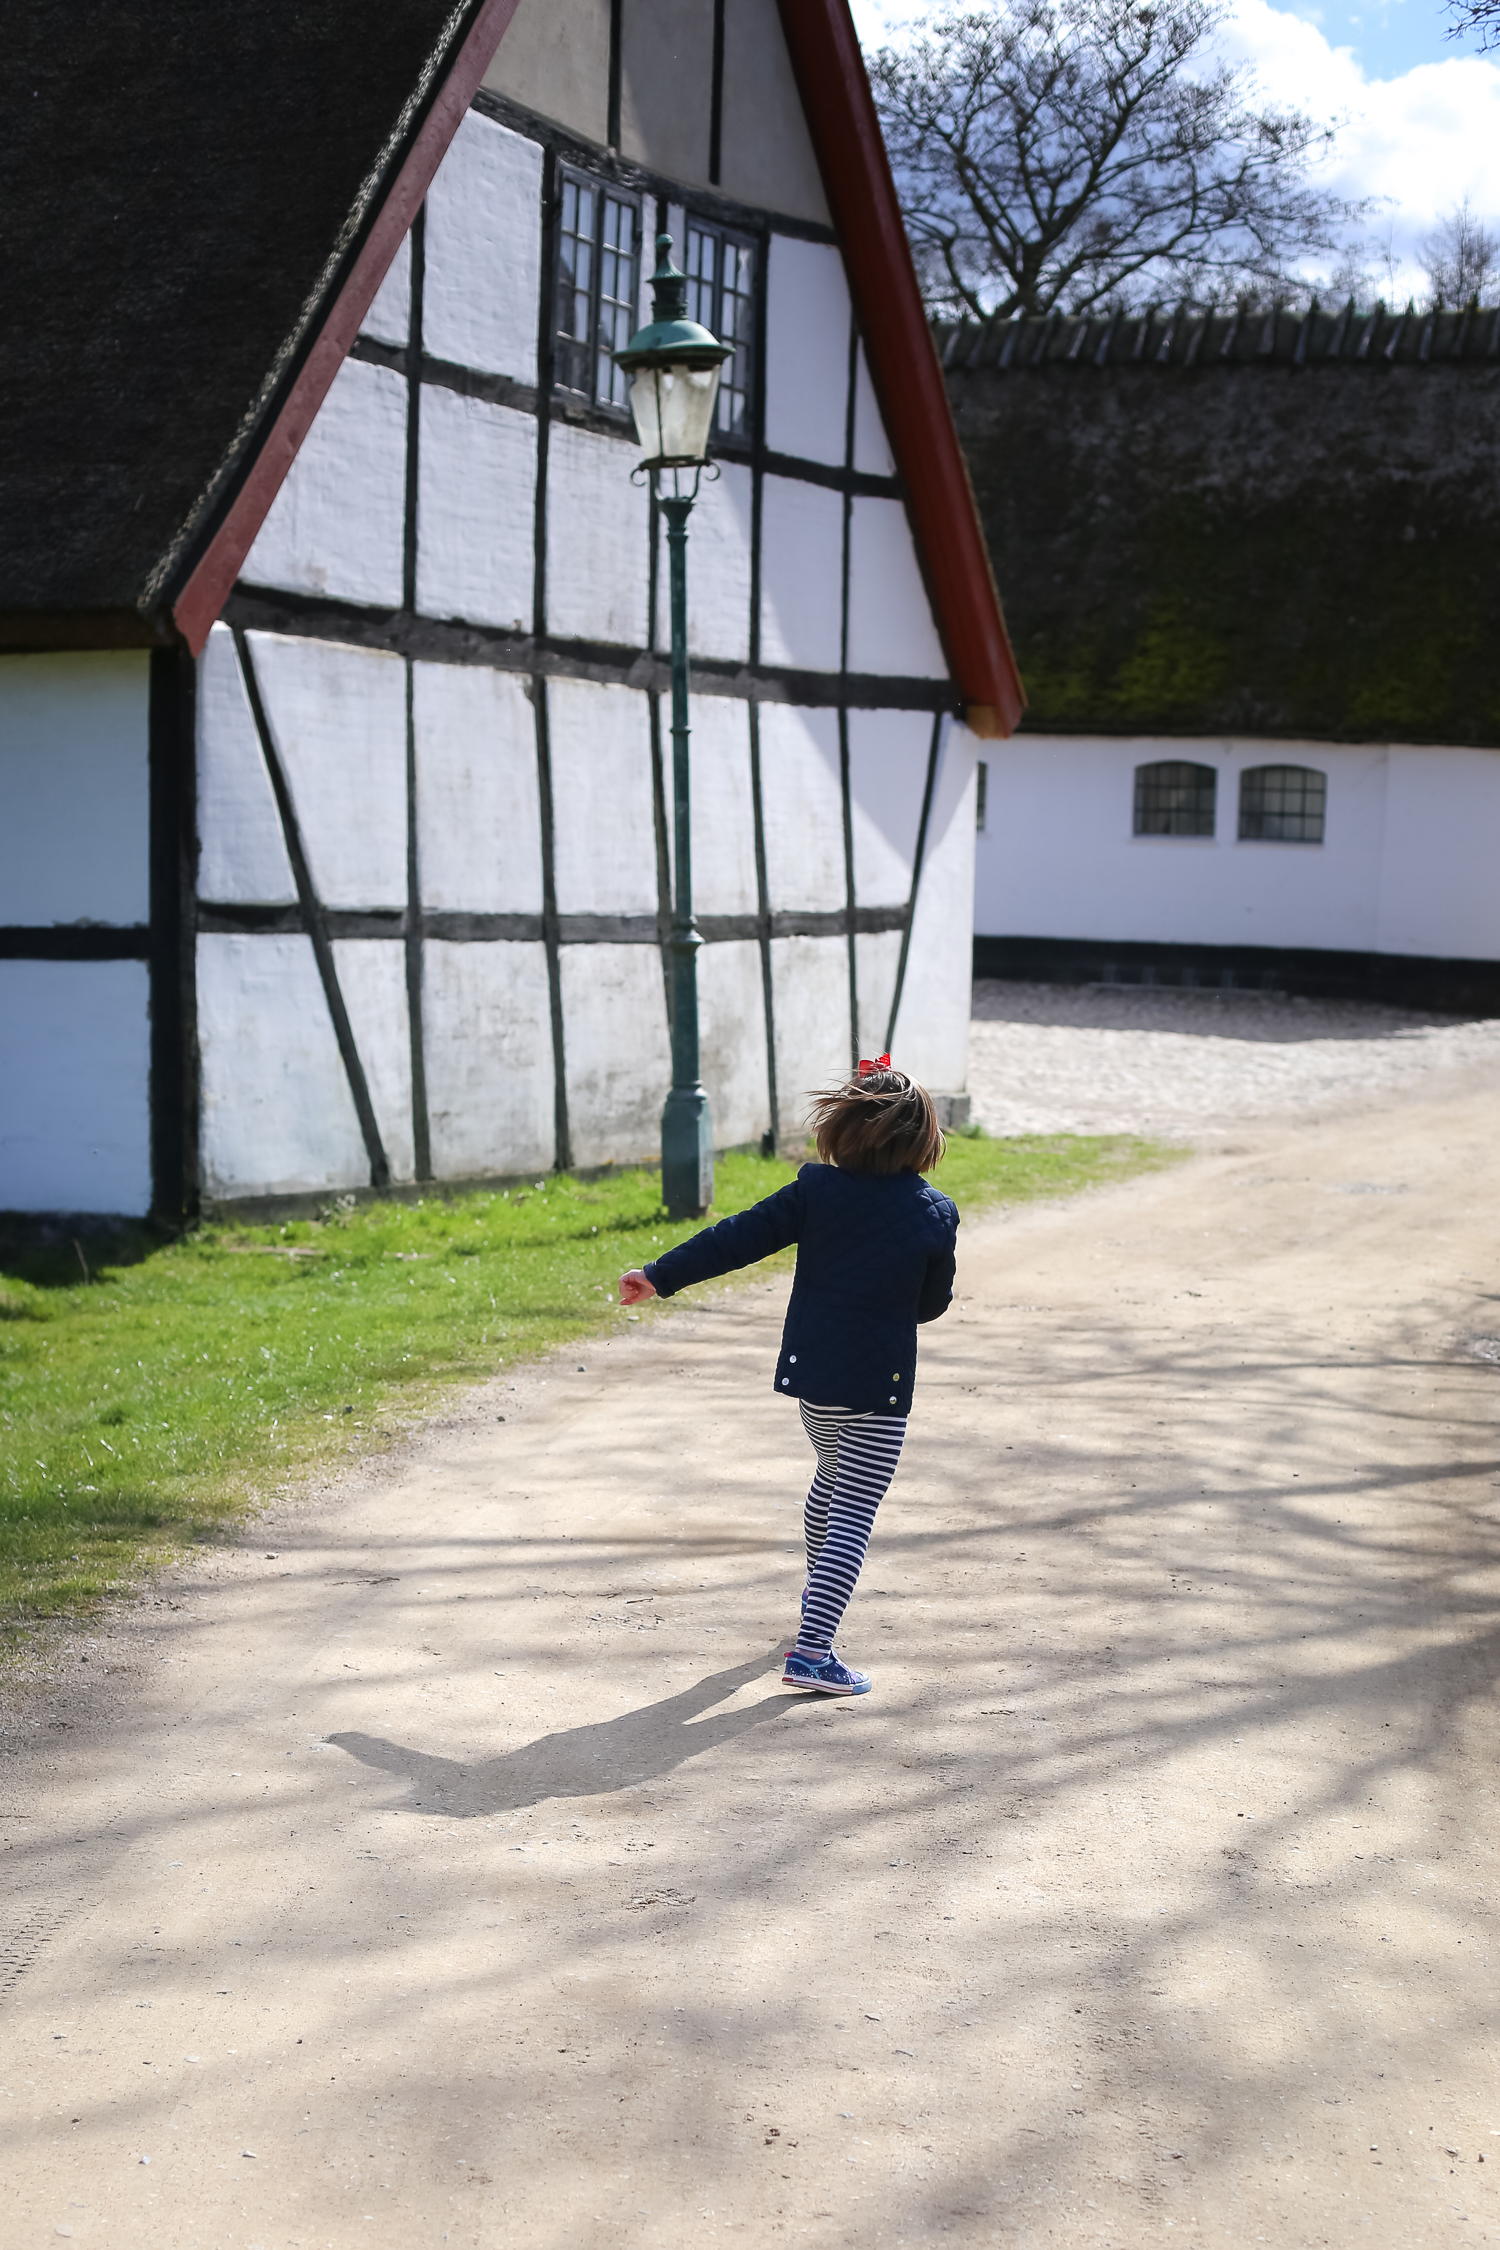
1133, 760, 1217, 837
1238, 764, 1326, 843
684, 220, 756, 440
554, 168, 641, 411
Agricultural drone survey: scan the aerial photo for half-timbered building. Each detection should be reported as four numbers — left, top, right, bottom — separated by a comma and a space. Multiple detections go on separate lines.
0, 0, 1021, 1219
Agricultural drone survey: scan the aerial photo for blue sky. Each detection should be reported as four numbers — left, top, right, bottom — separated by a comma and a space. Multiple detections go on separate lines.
849, 0, 1500, 295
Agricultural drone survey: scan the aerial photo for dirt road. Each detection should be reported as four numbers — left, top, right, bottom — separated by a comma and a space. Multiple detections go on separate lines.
4, 1072, 1500, 2249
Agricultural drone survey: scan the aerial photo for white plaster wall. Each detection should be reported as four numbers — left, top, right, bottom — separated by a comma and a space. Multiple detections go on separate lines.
196, 625, 296, 903
698, 938, 771, 1150
247, 634, 408, 910
416, 389, 536, 630
0, 961, 151, 1213
764, 237, 849, 467
757, 704, 845, 913
546, 423, 649, 648
197, 933, 368, 1198
851, 343, 896, 478
847, 707, 932, 907
855, 927, 906, 1062
414, 663, 542, 914
0, 653, 149, 926
846, 498, 947, 679
422, 111, 542, 383
662, 695, 758, 918
770, 934, 852, 1143
362, 233, 411, 347
548, 679, 657, 916
560, 943, 672, 1167
758, 478, 843, 673
422, 939, 555, 1179
972, 737, 1391, 952
892, 723, 976, 1092
653, 460, 752, 662
242, 358, 407, 609
330, 940, 415, 1181
1376, 748, 1500, 959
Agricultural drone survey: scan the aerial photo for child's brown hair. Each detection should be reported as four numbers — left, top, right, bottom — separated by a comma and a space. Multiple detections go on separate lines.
806, 1063, 945, 1176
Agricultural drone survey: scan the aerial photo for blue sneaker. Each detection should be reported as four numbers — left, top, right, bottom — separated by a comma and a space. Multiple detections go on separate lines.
781, 1649, 873, 1696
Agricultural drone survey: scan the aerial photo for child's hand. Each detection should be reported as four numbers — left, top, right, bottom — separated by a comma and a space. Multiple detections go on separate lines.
619, 1269, 657, 1305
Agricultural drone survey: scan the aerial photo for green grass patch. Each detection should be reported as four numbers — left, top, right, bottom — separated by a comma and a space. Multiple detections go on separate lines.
0, 1132, 1174, 1631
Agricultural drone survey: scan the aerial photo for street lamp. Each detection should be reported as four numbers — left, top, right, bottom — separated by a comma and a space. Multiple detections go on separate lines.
617, 236, 731, 1221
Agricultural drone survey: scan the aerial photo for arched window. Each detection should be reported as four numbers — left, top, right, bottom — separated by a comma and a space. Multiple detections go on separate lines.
1238, 765, 1326, 843
1133, 760, 1216, 836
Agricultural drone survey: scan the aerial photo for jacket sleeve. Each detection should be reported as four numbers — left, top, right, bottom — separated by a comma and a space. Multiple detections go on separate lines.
915, 1203, 959, 1324
644, 1177, 803, 1297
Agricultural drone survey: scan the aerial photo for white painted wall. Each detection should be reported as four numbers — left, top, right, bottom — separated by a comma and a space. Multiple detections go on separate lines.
331, 939, 415, 1182
362, 233, 411, 347
972, 736, 1423, 956
698, 937, 772, 1149
242, 358, 407, 609
548, 678, 658, 916
0, 961, 151, 1213
758, 704, 845, 913
422, 111, 543, 383
847, 498, 947, 679
196, 626, 296, 903
560, 942, 672, 1167
0, 653, 150, 926
654, 460, 752, 663
248, 633, 408, 910
414, 663, 542, 914
758, 478, 844, 672
851, 343, 896, 479
771, 933, 852, 1141
662, 695, 759, 918
422, 939, 555, 1179
198, 933, 368, 1199
855, 927, 905, 1061
892, 721, 976, 1093
764, 237, 849, 466
1377, 748, 1500, 960
416, 389, 536, 631
545, 423, 649, 647
847, 707, 931, 906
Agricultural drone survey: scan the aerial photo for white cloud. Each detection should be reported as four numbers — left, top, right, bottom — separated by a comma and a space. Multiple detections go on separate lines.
851, 0, 1500, 300
1220, 0, 1500, 292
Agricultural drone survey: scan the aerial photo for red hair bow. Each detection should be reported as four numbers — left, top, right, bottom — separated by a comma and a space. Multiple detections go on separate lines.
858, 1053, 892, 1076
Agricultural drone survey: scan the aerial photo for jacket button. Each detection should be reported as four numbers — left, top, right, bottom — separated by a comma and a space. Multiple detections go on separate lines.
893, 1372, 900, 1380
789, 1354, 797, 1363
889, 1395, 897, 1404
782, 1378, 790, 1387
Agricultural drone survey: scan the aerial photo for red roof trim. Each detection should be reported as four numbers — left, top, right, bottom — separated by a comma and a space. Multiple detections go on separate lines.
775, 0, 1024, 739
172, 0, 523, 656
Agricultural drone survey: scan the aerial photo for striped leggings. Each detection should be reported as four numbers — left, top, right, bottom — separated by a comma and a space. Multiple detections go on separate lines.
795, 1401, 907, 1655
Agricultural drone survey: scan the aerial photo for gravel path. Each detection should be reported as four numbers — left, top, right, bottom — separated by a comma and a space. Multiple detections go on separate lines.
968, 978, 1500, 1137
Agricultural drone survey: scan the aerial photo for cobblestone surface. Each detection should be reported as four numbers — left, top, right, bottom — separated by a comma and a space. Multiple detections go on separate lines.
968, 978, 1500, 1137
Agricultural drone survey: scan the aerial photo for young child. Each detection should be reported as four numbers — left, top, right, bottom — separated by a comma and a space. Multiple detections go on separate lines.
618, 1060, 958, 1697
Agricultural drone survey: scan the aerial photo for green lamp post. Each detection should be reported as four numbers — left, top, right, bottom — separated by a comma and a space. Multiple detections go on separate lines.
617, 236, 731, 1221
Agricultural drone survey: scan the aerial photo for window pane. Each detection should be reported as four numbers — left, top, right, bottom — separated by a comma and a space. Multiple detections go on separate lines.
595, 192, 638, 408
1239, 764, 1326, 843
685, 225, 717, 332
555, 176, 595, 396
716, 237, 755, 437
1133, 760, 1216, 837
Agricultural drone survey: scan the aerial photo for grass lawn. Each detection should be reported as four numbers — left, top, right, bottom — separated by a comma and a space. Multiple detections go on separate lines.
0, 1132, 1175, 1631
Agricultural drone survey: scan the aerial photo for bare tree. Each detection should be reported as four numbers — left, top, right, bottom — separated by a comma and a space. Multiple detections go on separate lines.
1418, 197, 1498, 308
870, 0, 1357, 322
1447, 0, 1500, 52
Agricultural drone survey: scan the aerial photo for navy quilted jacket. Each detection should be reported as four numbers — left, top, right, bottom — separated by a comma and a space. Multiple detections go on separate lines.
643, 1163, 958, 1413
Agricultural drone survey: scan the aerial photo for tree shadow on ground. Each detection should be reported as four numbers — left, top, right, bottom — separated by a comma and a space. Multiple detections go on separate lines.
329, 1649, 807, 1815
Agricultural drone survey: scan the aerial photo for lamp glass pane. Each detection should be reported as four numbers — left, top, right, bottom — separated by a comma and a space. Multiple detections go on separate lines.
628, 362, 723, 462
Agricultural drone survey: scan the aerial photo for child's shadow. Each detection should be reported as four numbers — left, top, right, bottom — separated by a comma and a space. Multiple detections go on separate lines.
329, 1650, 803, 1817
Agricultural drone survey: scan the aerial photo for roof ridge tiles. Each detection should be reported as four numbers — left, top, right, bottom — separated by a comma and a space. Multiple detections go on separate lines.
936, 300, 1500, 373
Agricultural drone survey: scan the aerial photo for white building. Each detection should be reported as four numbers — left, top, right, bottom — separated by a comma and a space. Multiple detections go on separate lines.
0, 0, 1022, 1219
945, 305, 1500, 1012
